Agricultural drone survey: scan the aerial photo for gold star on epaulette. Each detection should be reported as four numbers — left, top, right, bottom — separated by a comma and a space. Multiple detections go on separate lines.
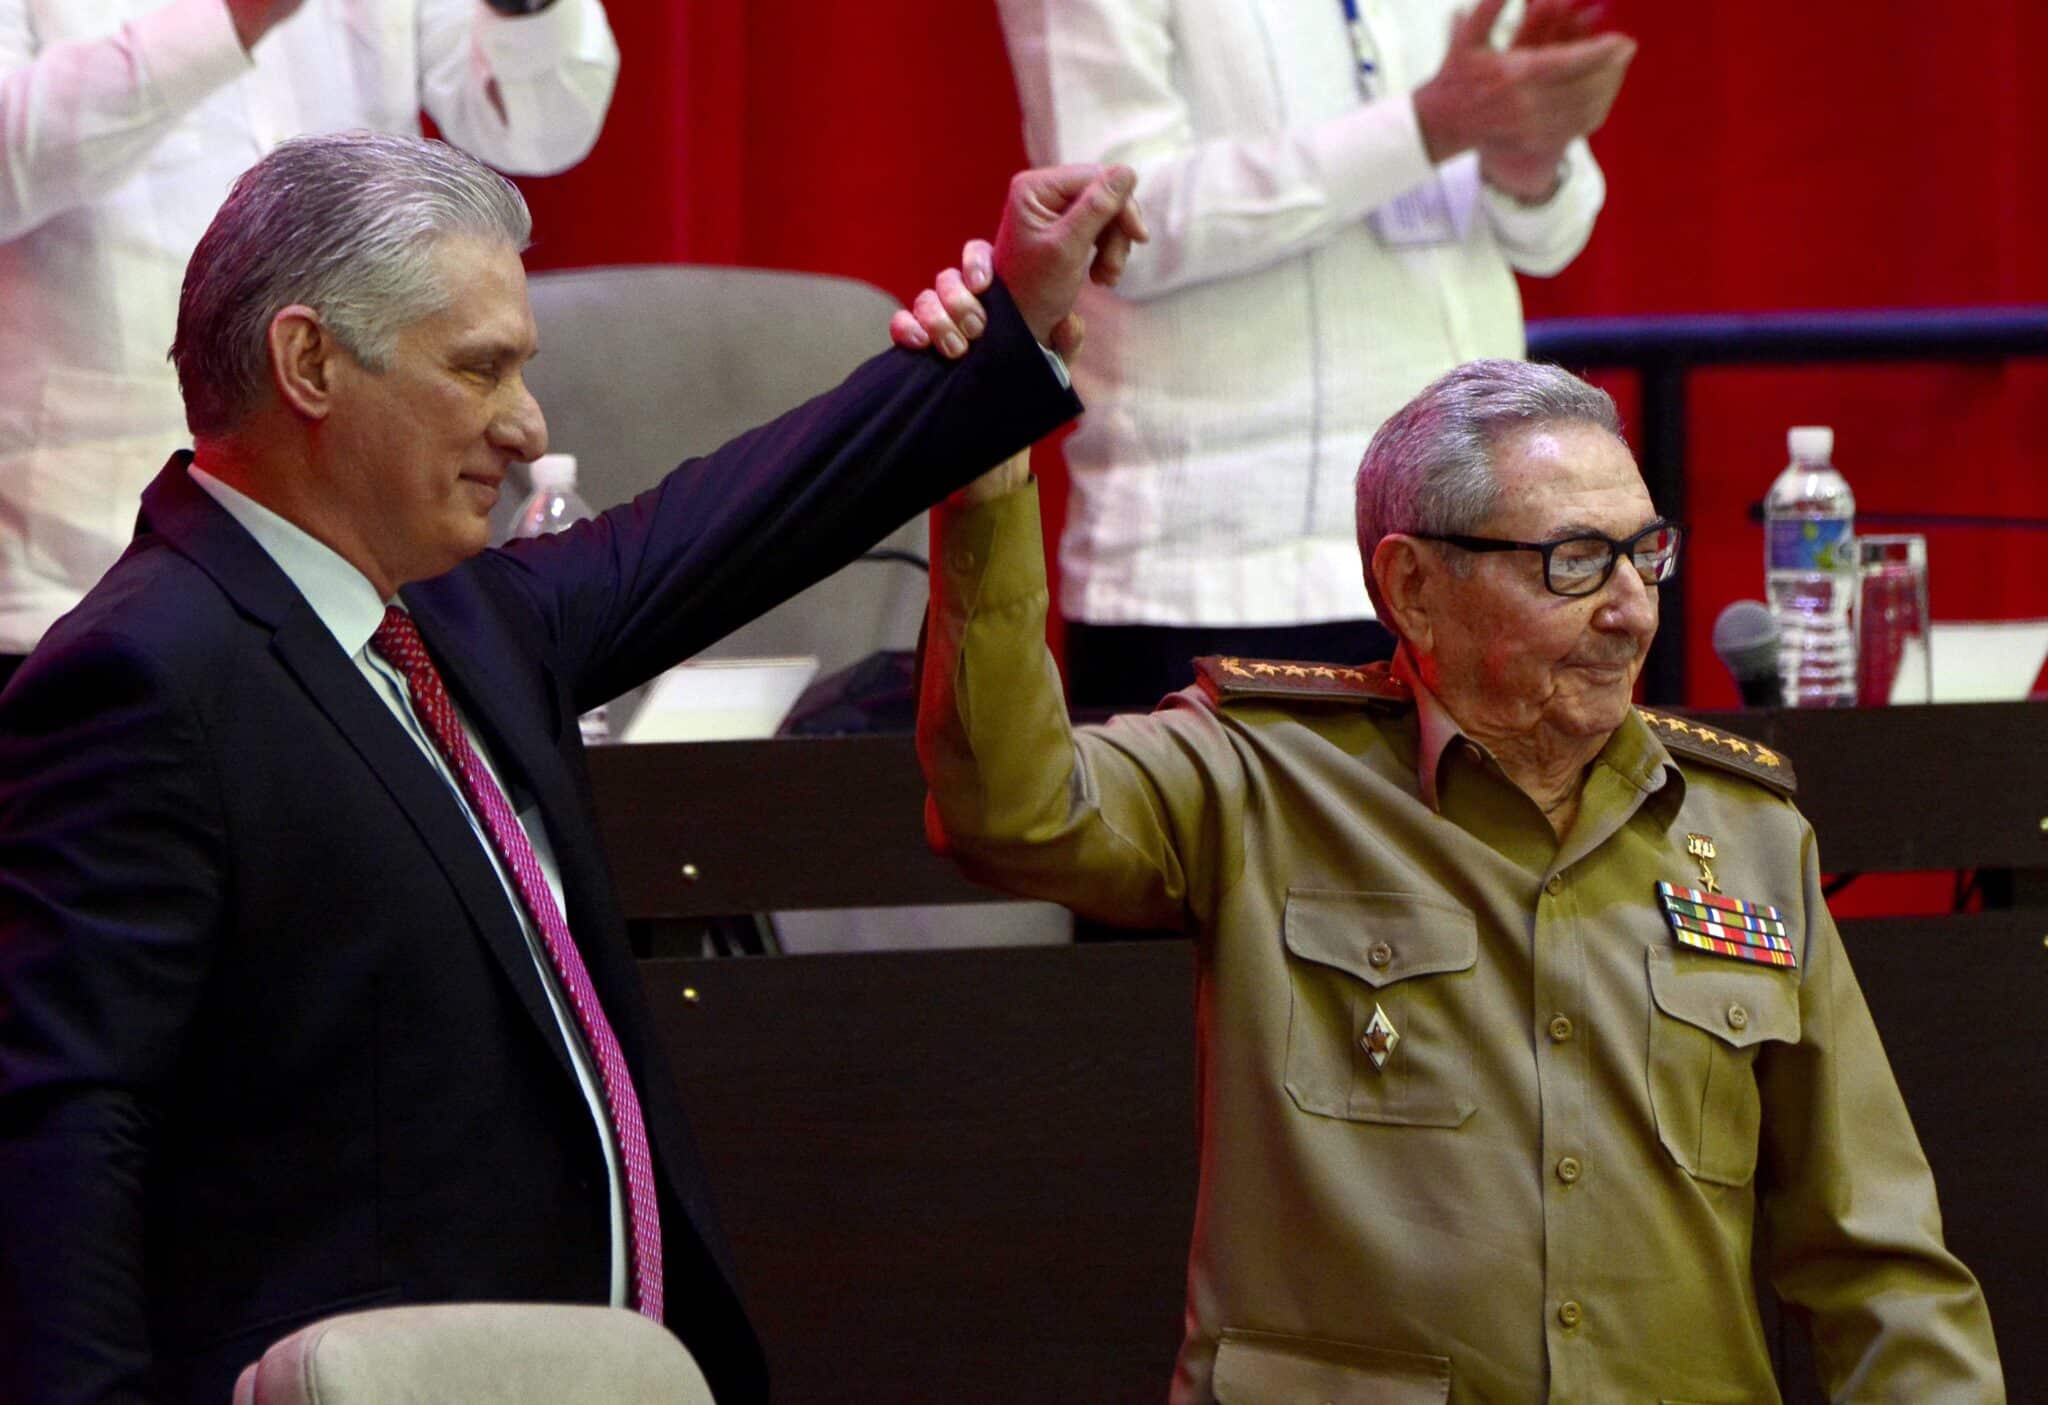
1192, 655, 1413, 710
1637, 707, 1797, 798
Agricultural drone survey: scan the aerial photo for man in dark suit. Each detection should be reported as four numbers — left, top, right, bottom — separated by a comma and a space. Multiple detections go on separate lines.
0, 130, 1142, 1404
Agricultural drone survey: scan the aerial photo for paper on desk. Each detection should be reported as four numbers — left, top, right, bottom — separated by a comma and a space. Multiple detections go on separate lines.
1928, 621, 2048, 703
619, 656, 820, 742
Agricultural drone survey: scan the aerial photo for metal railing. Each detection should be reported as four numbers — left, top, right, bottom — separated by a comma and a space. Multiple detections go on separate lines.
1526, 305, 2048, 703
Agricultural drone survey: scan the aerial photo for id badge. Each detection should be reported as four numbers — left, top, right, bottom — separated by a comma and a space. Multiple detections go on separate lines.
1368, 154, 1479, 247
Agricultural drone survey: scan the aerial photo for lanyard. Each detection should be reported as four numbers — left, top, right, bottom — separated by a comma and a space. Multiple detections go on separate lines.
1337, 0, 1382, 100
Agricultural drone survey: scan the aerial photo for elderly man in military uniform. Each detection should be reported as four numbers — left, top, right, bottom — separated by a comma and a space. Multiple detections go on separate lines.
902, 333, 2002, 1400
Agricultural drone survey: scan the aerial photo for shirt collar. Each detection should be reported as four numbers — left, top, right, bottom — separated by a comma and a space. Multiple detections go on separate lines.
188, 462, 393, 657
1602, 703, 1687, 824
1389, 642, 1683, 818
1390, 642, 1467, 813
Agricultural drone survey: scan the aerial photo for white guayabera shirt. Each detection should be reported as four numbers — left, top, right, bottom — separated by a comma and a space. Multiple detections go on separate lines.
0, 0, 620, 651
996, 0, 1607, 628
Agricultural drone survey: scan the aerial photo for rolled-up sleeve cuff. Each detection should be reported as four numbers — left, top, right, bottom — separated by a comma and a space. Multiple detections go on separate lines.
476, 0, 607, 80
1481, 139, 1606, 254
131, 0, 253, 114
1304, 96, 1440, 222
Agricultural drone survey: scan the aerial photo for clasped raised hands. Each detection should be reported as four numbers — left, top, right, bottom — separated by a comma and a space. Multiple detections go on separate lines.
891, 164, 1149, 366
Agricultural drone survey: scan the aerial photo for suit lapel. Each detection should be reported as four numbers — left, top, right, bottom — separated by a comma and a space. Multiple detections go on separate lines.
402, 580, 734, 1268
140, 457, 575, 1077
406, 606, 569, 838
269, 612, 575, 1074
400, 579, 624, 992
405, 600, 635, 1059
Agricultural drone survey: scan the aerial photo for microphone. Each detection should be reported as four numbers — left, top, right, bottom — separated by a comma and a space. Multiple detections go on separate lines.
1712, 600, 1783, 707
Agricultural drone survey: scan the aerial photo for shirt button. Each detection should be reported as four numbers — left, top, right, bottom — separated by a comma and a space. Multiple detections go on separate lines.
1544, 874, 1564, 897
1367, 941, 1394, 969
1727, 1003, 1750, 1031
1558, 1300, 1584, 1329
1556, 1156, 1582, 1184
1548, 1014, 1574, 1043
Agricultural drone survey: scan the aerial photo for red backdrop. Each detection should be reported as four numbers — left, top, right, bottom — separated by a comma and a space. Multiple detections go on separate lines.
517, 1, 2048, 713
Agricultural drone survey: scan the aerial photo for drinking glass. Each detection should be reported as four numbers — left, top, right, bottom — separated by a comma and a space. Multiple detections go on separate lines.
1857, 534, 1931, 705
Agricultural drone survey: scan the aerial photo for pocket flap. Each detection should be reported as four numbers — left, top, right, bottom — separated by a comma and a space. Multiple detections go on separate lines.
1283, 889, 1477, 989
1647, 947, 1801, 1049
1213, 1328, 1451, 1403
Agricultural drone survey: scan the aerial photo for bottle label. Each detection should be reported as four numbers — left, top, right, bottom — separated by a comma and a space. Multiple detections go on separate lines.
1767, 518, 1855, 572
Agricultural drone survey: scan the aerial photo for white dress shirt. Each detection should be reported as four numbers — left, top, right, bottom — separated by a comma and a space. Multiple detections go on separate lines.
996, 0, 1606, 627
190, 463, 630, 1307
0, 0, 620, 651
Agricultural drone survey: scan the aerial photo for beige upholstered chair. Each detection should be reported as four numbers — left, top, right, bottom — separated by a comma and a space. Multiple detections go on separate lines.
495, 264, 928, 675
231, 1303, 713, 1405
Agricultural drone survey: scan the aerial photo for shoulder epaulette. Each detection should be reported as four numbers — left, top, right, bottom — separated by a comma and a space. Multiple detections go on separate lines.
1638, 708, 1797, 797
1194, 656, 1413, 710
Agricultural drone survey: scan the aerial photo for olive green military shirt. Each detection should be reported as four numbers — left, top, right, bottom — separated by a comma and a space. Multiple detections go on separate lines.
918, 483, 2002, 1405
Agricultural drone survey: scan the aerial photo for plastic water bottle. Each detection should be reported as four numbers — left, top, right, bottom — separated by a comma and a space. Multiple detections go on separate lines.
512, 453, 594, 539
511, 454, 611, 744
1764, 426, 1857, 707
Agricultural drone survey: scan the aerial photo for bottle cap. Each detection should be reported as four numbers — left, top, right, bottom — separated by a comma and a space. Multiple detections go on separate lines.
528, 453, 577, 490
1787, 426, 1834, 461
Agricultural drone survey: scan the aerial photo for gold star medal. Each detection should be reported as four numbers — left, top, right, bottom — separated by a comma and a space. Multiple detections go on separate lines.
1686, 832, 1719, 894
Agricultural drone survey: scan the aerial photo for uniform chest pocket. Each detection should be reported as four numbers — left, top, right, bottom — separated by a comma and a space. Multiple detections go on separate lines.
1645, 949, 1801, 1186
1213, 1328, 1451, 1403
1281, 889, 1477, 1128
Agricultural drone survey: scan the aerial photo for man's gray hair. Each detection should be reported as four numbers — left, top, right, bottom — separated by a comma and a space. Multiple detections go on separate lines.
1354, 358, 1623, 619
172, 130, 533, 437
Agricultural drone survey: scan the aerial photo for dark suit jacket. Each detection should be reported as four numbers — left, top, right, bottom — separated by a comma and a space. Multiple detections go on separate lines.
0, 284, 1078, 1404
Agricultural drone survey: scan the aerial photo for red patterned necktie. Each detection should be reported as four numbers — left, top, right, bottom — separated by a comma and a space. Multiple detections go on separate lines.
370, 606, 663, 1322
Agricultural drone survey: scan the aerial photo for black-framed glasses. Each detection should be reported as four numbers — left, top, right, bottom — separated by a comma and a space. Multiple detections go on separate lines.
1411, 520, 1683, 598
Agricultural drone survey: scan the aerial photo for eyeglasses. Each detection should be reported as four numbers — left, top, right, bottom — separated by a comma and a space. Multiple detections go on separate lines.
1411, 520, 1683, 598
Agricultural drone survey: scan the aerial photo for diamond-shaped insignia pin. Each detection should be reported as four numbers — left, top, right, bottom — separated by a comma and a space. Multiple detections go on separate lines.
1360, 1003, 1400, 1072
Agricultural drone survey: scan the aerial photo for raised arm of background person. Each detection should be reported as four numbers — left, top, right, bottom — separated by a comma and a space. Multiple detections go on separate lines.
918, 475, 1250, 928
0, 0, 266, 241
0, 0, 618, 245
0, 632, 231, 1404
995, 0, 1613, 302
1753, 830, 2005, 1398
416, 0, 619, 175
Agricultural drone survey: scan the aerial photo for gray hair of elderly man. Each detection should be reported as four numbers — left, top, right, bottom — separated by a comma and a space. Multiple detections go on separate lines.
171, 130, 533, 439
1354, 358, 1624, 624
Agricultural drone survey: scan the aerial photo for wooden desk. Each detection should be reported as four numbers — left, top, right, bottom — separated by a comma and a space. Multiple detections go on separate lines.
590, 702, 2048, 920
